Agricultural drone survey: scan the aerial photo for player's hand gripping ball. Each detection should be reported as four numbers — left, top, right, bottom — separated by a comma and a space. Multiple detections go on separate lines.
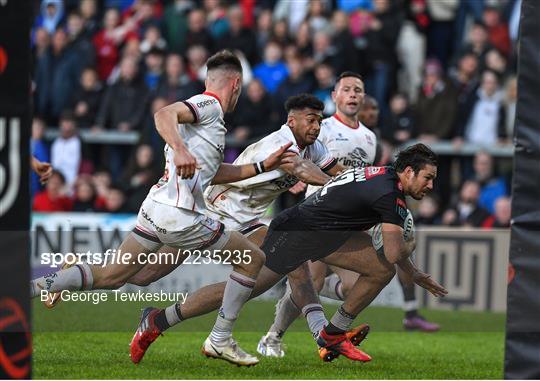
370, 209, 415, 252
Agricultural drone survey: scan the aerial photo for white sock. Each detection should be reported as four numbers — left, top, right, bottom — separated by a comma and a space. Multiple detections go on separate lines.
319, 274, 344, 301
268, 289, 301, 338
302, 303, 327, 340
165, 304, 182, 326
30, 264, 94, 297
210, 271, 255, 344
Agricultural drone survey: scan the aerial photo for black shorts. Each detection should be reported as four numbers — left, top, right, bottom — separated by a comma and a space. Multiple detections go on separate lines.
262, 207, 352, 275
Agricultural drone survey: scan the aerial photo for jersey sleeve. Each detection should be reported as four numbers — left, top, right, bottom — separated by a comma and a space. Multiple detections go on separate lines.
371, 192, 407, 228
311, 140, 337, 172
183, 95, 221, 125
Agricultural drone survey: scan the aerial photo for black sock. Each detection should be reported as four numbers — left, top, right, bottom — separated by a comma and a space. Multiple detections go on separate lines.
324, 322, 346, 335
405, 309, 418, 319
154, 310, 170, 331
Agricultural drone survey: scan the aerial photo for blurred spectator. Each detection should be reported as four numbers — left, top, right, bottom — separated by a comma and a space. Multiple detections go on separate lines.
270, 19, 293, 47
382, 93, 415, 145
93, 170, 113, 200
143, 47, 165, 90
484, 48, 508, 79
503, 76, 517, 138
35, 0, 64, 35
453, 0, 484, 52
337, 0, 372, 14
414, 59, 458, 141
396, 0, 429, 103
66, 11, 96, 69
483, 6, 511, 58
79, 0, 100, 38
255, 10, 273, 59
449, 52, 480, 110
96, 56, 149, 132
121, 144, 160, 212
472, 151, 508, 214
186, 44, 209, 82
273, 0, 312, 35
312, 31, 341, 74
364, 0, 402, 116
442, 180, 491, 227
307, 0, 331, 34
33, 170, 73, 212
72, 175, 106, 212
51, 111, 81, 188
330, 10, 357, 73
358, 95, 380, 134
143, 97, 168, 162
32, 27, 51, 72
70, 67, 103, 128
99, 185, 129, 213
96, 56, 149, 176
455, 22, 493, 66
313, 62, 336, 116
425, 0, 458, 69
253, 41, 288, 94
155, 53, 203, 104
121, 0, 163, 35
230, 79, 275, 141
204, 0, 229, 39
35, 28, 83, 123
483, 196, 511, 228
414, 194, 442, 226
216, 6, 258, 65
162, 0, 192, 53
140, 24, 167, 55
92, 8, 138, 81
31, 117, 50, 197
273, 57, 314, 122
186, 8, 214, 52
458, 70, 506, 146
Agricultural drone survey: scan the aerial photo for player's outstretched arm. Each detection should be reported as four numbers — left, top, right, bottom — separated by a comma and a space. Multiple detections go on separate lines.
279, 154, 332, 186
397, 257, 448, 297
154, 102, 197, 179
211, 142, 293, 184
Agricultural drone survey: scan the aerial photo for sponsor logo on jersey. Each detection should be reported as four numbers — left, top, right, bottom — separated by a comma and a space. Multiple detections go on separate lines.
196, 99, 218, 108
365, 134, 374, 146
335, 132, 348, 142
395, 198, 408, 220
365, 166, 386, 179
270, 174, 298, 189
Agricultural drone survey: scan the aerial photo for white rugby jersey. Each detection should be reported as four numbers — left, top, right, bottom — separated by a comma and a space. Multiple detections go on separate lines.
306, 114, 377, 197
148, 92, 226, 213
205, 124, 336, 228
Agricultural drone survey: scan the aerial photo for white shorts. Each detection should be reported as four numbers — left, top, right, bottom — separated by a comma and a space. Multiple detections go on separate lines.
133, 197, 230, 252
205, 210, 267, 237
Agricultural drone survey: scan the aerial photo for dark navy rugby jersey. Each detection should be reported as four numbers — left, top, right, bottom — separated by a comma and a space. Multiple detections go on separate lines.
294, 166, 408, 231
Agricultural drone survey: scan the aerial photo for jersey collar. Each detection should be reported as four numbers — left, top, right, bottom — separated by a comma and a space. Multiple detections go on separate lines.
332, 113, 359, 130
203, 91, 223, 109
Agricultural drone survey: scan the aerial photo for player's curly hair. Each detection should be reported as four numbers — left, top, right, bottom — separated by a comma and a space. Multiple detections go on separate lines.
206, 50, 242, 74
394, 143, 438, 174
284, 94, 324, 113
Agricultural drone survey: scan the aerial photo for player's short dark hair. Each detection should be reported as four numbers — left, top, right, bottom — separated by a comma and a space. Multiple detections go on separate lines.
336, 71, 363, 84
206, 50, 242, 74
285, 94, 324, 113
50, 170, 66, 184
59, 110, 76, 123
394, 143, 438, 175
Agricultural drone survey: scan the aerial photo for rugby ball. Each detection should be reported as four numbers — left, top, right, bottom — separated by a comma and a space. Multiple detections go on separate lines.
370, 209, 414, 252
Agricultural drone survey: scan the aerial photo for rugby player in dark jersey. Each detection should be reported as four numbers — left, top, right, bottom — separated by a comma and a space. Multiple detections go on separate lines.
131, 143, 447, 363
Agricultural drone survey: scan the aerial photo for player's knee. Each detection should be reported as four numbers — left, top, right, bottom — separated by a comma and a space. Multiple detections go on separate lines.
234, 247, 265, 274
129, 272, 154, 287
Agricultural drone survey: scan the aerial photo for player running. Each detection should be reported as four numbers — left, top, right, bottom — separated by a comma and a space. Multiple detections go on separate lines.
31, 50, 292, 367
129, 143, 447, 363
258, 73, 438, 358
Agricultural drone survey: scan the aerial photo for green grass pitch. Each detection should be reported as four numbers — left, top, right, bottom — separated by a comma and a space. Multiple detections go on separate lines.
32, 298, 505, 379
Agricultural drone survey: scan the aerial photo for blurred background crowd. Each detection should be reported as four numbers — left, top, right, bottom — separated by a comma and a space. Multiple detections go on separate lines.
30, 0, 517, 229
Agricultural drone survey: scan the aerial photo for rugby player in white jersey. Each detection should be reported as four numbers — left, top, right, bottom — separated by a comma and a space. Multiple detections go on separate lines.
126, 94, 373, 362
30, 51, 293, 367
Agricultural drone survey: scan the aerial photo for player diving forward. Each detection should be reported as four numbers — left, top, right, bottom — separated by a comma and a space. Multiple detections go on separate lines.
128, 93, 372, 362
257, 73, 438, 358
30, 51, 294, 366
130, 143, 447, 363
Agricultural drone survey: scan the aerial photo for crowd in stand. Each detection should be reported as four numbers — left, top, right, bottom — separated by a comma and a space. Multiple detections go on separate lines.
30, 0, 518, 228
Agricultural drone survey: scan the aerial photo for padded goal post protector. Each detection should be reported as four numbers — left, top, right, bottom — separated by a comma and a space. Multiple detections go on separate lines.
504, 0, 540, 379
0, 0, 32, 379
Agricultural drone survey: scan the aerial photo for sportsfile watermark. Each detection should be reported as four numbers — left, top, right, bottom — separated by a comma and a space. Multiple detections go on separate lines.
40, 248, 254, 268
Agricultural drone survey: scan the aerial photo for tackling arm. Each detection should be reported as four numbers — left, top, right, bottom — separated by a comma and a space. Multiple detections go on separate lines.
279, 154, 332, 186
